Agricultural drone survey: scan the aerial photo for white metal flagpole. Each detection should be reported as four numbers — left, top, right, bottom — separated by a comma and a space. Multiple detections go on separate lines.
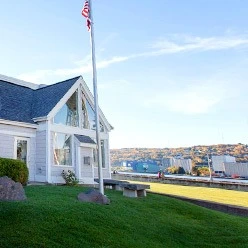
88, 0, 104, 195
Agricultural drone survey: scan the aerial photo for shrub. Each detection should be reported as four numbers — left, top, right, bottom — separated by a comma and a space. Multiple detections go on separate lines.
197, 166, 210, 176
178, 167, 186, 174
192, 166, 198, 175
167, 166, 181, 174
61, 170, 79, 186
0, 157, 29, 185
167, 166, 186, 174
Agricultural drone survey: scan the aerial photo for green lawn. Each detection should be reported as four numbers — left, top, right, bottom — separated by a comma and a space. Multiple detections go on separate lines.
1, 186, 248, 248
128, 181, 248, 208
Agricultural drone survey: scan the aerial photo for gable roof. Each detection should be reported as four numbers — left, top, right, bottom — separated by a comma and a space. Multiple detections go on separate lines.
0, 75, 113, 131
32, 76, 80, 119
0, 76, 80, 124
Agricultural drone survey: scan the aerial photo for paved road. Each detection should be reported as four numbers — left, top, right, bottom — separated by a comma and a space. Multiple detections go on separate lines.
117, 171, 248, 185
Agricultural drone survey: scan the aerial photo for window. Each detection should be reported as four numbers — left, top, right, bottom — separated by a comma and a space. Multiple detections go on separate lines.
16, 140, 28, 164
53, 133, 72, 166
54, 91, 79, 127
81, 94, 90, 129
93, 140, 106, 168
85, 98, 96, 130
82, 92, 104, 132
84, 156, 91, 165
53, 89, 105, 131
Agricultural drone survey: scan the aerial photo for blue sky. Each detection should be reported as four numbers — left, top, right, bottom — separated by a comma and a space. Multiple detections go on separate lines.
1, 0, 248, 148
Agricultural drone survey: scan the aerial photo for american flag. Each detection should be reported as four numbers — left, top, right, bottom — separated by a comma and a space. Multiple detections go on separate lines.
82, 1, 91, 31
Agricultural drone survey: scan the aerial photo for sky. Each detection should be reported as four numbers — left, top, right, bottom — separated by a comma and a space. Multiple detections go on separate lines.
1, 0, 248, 149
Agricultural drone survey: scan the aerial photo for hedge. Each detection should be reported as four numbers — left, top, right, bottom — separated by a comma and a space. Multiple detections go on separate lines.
0, 157, 29, 185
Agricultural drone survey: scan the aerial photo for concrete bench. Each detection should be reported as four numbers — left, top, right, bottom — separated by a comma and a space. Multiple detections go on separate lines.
121, 183, 150, 197
94, 179, 129, 191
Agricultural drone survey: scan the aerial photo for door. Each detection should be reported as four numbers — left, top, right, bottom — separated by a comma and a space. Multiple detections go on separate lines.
80, 147, 94, 179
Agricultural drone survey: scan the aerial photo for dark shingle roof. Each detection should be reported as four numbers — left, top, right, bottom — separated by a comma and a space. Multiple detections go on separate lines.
0, 76, 80, 124
75, 135, 96, 144
0, 80, 34, 123
32, 76, 80, 118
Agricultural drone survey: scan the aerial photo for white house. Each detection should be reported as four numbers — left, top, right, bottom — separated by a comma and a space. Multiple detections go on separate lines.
0, 74, 113, 184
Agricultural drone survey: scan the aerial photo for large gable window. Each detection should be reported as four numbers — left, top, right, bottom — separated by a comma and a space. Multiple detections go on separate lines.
53, 133, 72, 166
54, 91, 79, 127
82, 92, 104, 132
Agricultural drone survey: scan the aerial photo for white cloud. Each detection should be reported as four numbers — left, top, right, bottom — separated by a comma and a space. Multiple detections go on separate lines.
18, 34, 248, 84
151, 35, 248, 55
18, 55, 130, 84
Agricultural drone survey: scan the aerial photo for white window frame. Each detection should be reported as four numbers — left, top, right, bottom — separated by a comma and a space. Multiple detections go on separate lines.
53, 132, 72, 167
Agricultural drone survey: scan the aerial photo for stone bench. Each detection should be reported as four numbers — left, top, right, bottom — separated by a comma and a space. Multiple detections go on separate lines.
94, 179, 129, 191
121, 183, 150, 197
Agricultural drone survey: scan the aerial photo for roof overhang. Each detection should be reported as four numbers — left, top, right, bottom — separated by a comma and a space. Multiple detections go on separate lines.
32, 116, 48, 122
75, 134, 96, 148
79, 143, 96, 148
0, 119, 38, 129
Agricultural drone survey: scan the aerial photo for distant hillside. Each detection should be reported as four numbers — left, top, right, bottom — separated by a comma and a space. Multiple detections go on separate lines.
110, 143, 248, 166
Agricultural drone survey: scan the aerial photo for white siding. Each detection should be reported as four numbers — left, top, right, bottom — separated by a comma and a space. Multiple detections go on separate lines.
0, 124, 37, 182
35, 131, 46, 177
29, 137, 36, 181
51, 166, 75, 184
0, 123, 36, 136
0, 133, 14, 158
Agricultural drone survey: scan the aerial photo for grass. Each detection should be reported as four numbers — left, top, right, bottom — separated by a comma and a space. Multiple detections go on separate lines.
128, 181, 248, 208
1, 186, 248, 248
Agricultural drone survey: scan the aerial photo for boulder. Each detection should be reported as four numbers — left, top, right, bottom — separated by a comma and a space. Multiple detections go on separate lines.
78, 188, 110, 205
0, 176, 27, 201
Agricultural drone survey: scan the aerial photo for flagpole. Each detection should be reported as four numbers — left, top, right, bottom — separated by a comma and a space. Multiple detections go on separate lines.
88, 0, 104, 195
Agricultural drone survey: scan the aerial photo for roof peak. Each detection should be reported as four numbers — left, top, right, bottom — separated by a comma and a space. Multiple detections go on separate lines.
35, 76, 81, 90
